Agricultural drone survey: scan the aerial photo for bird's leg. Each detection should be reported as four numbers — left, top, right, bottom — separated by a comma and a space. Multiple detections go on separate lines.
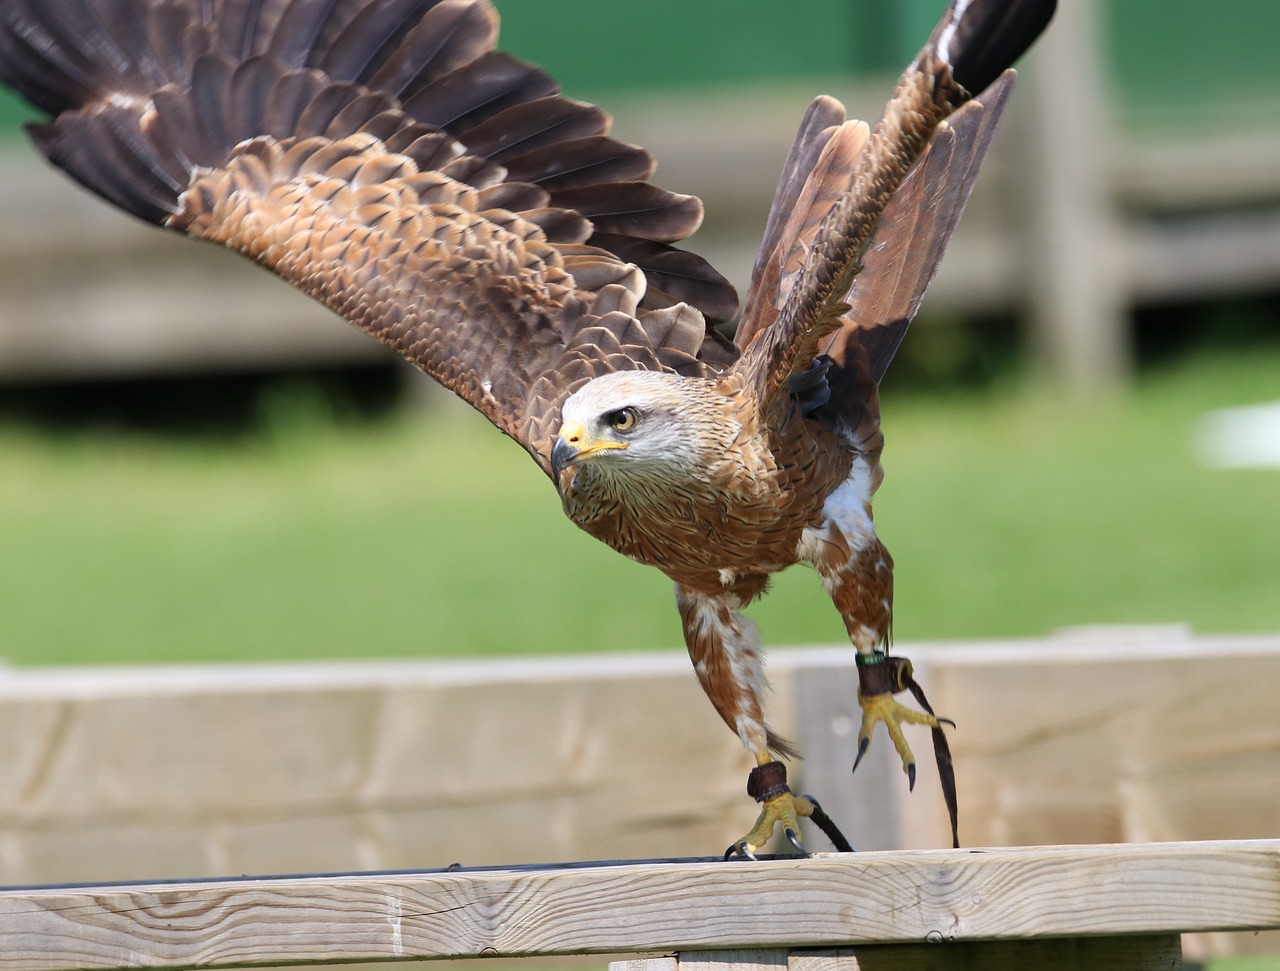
732, 755, 853, 858
810, 528, 959, 845
674, 583, 852, 857
853, 651, 939, 786
852, 649, 958, 846
736, 756, 808, 855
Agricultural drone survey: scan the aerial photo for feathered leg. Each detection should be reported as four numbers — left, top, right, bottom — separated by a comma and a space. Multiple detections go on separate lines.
675, 584, 851, 856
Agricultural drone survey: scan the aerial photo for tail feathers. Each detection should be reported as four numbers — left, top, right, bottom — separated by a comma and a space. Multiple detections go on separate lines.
933, 0, 1057, 97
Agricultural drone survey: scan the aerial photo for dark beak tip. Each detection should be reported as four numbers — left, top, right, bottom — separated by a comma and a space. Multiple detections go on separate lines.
550, 437, 577, 479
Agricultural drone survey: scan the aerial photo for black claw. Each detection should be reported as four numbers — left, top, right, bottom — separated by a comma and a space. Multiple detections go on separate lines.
938, 716, 957, 729
851, 736, 870, 774
907, 762, 917, 792
724, 841, 757, 862
784, 828, 804, 854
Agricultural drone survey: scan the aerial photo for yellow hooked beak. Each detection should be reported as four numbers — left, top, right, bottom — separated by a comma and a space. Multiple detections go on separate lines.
551, 420, 627, 477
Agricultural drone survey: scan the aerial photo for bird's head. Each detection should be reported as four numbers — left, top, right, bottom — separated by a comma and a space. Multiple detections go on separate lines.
550, 371, 737, 495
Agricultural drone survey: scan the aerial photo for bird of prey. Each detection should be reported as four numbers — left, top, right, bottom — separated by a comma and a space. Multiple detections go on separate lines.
0, 0, 1053, 855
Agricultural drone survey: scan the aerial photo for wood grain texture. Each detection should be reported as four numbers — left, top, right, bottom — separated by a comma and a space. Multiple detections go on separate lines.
0, 841, 1276, 970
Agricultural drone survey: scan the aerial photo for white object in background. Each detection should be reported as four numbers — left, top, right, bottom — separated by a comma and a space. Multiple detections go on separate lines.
1194, 401, 1280, 468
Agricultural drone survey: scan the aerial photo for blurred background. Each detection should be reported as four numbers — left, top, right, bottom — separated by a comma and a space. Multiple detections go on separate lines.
0, 0, 1276, 664
0, 0, 1278, 964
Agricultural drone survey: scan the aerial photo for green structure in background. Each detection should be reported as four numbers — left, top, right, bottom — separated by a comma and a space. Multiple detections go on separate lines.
1107, 0, 1280, 130
0, 86, 30, 131
491, 0, 865, 96
2, 2, 1278, 134
496, 0, 1280, 132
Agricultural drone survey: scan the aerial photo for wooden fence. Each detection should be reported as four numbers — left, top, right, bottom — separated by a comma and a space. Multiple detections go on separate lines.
2, 628, 1278, 964
3, 840, 1279, 970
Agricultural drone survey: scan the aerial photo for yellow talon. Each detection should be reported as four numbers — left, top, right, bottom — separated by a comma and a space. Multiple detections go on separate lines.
852, 652, 960, 846
735, 790, 816, 856
856, 690, 941, 789
727, 759, 830, 857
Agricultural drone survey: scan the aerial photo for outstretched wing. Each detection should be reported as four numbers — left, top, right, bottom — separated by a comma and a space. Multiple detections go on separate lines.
737, 73, 1013, 380
831, 71, 1015, 384
733, 0, 1053, 409
815, 75, 1017, 498
0, 0, 739, 474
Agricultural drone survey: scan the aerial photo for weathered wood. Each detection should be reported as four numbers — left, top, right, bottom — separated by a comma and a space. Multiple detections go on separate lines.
784, 938, 1183, 971
3, 633, 1279, 962
5, 634, 1280, 890
0, 841, 1276, 970
782, 632, 1280, 854
909, 633, 1280, 849
0, 655, 757, 881
791, 663, 904, 852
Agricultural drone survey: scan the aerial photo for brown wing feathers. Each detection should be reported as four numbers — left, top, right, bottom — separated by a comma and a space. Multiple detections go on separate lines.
0, 0, 737, 472
832, 72, 1017, 385
738, 93, 849, 352
733, 0, 1053, 412
1, 0, 1051, 469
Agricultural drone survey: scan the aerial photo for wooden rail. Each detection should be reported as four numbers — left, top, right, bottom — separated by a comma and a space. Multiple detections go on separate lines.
4, 631, 1279, 962
2, 840, 1278, 970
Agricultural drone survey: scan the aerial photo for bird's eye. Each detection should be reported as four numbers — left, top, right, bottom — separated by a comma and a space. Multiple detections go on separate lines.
606, 407, 640, 433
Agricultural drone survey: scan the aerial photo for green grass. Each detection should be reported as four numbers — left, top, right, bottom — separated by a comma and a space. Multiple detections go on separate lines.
1, 349, 1277, 666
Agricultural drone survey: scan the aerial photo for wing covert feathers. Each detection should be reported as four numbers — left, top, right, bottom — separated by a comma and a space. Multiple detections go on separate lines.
0, 0, 738, 474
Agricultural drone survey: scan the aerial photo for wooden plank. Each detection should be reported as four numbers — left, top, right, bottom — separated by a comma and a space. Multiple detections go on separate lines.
0, 841, 1276, 970
785, 937, 1183, 971
0, 655, 756, 882
791, 663, 906, 852
1116, 132, 1280, 209
776, 633, 1280, 854
897, 634, 1280, 848
1127, 206, 1280, 300
4, 636, 1279, 892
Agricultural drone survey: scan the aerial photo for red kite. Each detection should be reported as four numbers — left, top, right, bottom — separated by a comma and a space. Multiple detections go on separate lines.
0, 0, 1054, 854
